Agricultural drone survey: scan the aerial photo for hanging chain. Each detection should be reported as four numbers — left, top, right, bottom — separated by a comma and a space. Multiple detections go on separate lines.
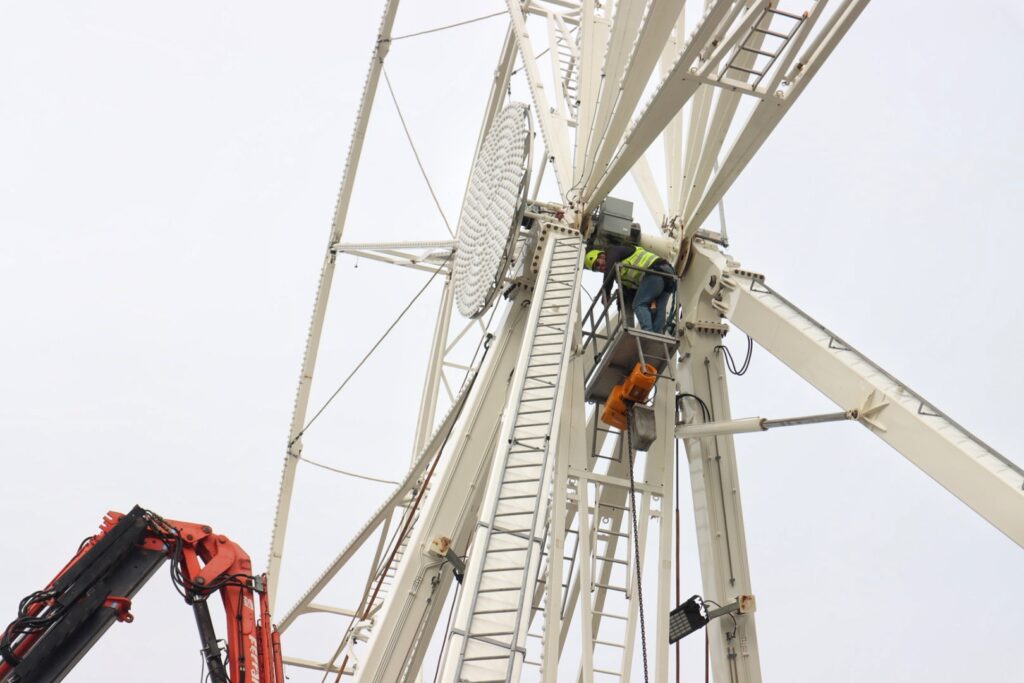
626, 422, 650, 683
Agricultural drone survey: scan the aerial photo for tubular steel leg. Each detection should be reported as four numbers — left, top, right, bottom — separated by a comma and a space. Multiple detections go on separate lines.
678, 296, 763, 683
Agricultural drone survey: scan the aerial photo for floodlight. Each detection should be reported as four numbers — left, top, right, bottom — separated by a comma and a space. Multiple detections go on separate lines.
668, 595, 756, 644
452, 103, 531, 319
668, 596, 709, 644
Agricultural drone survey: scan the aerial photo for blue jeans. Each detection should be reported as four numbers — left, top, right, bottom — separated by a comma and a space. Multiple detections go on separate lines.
633, 265, 676, 333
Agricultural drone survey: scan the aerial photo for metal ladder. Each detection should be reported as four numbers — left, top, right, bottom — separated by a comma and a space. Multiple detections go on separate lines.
553, 18, 580, 118
522, 519, 581, 675
721, 5, 806, 89
449, 234, 584, 682
586, 492, 636, 681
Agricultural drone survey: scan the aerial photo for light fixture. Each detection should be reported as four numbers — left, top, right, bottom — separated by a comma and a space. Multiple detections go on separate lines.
668, 595, 756, 644
668, 596, 709, 644
452, 103, 531, 319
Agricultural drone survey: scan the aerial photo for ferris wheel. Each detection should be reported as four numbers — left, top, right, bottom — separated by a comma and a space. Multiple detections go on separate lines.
262, 2, 1023, 681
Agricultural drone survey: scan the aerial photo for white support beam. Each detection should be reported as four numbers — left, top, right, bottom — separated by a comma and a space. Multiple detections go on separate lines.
276, 363, 477, 633
267, 0, 401, 610
583, 0, 743, 210
412, 276, 455, 455
576, 0, 646, 188
677, 291, 764, 683
332, 247, 452, 274
507, 0, 574, 197
660, 9, 686, 220
630, 153, 667, 227
681, 9, 773, 219
542, 350, 588, 681
692, 241, 1024, 547
353, 296, 533, 681
683, 0, 871, 234
573, 0, 609, 187
580, 0, 687, 203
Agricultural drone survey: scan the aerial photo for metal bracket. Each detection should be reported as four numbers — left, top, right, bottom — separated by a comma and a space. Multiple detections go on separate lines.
429, 536, 465, 583
858, 390, 890, 433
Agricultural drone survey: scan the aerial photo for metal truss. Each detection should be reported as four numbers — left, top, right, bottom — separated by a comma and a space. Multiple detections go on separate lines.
688, 241, 1024, 547
265, 1, 1021, 682
333, 240, 455, 275
505, 0, 869, 242
266, 0, 401, 611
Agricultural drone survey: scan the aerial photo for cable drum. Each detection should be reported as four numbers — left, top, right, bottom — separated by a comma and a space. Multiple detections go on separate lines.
453, 103, 531, 318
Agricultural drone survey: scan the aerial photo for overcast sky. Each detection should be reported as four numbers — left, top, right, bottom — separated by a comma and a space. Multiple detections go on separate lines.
1, 2, 1022, 682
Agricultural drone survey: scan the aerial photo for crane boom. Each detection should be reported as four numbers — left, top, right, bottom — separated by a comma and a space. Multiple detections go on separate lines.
0, 505, 284, 683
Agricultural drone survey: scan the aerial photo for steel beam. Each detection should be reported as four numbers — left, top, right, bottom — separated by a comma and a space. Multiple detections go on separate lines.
691, 242, 1024, 547
267, 0, 401, 611
677, 292, 764, 683
683, 0, 871, 234
353, 295, 533, 681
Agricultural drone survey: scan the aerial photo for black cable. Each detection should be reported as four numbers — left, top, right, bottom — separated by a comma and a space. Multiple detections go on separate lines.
325, 336, 494, 680
676, 392, 711, 423
385, 10, 508, 42
289, 254, 452, 450
714, 335, 753, 376
625, 428, 650, 683
431, 569, 461, 683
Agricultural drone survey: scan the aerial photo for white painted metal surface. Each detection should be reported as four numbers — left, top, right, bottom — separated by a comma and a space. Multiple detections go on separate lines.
690, 241, 1024, 548
268, 2, 1024, 682
442, 232, 584, 681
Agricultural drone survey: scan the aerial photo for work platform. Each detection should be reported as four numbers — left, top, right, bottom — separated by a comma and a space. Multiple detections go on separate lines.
580, 263, 680, 404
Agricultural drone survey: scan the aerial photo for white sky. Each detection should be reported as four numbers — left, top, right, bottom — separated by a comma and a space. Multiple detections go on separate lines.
1, 2, 1022, 682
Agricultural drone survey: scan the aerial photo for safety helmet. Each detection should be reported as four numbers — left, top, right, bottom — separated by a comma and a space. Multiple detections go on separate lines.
585, 249, 604, 270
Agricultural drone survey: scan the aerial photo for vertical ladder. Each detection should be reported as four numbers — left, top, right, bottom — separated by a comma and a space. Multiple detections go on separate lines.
522, 519, 580, 675
553, 19, 580, 118
721, 5, 806, 89
446, 234, 584, 682
586, 493, 637, 681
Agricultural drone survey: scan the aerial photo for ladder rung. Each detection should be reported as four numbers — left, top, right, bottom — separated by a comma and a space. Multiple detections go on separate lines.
596, 529, 629, 538
593, 610, 627, 620
767, 7, 805, 20
593, 582, 628, 593
726, 64, 764, 76
595, 639, 625, 649
751, 27, 789, 39
482, 567, 526, 574
462, 654, 508, 662
737, 45, 778, 58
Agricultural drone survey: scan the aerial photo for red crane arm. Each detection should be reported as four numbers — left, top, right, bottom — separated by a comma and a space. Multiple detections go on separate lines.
0, 506, 283, 683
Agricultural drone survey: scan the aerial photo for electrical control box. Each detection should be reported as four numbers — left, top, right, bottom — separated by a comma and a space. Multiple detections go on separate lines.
592, 196, 640, 246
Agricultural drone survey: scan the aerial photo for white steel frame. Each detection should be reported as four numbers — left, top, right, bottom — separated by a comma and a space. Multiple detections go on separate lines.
267, 1, 1023, 681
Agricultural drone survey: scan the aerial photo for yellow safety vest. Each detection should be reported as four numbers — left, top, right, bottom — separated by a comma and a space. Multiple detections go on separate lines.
618, 246, 661, 289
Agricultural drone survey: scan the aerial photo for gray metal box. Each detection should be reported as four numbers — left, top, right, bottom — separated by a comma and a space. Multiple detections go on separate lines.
596, 196, 634, 241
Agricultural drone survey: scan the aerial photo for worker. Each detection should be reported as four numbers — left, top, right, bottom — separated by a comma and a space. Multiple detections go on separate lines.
585, 245, 676, 333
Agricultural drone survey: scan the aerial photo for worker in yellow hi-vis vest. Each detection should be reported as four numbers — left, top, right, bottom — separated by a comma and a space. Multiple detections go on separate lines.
585, 245, 676, 333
